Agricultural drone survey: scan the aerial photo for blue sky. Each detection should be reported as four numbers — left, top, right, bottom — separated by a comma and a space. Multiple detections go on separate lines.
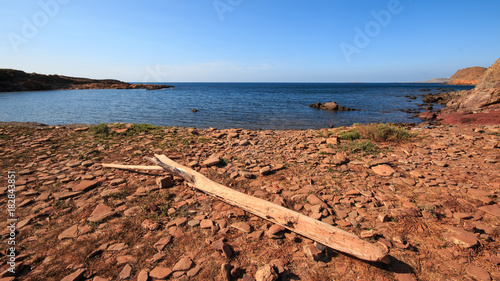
1, 0, 499, 82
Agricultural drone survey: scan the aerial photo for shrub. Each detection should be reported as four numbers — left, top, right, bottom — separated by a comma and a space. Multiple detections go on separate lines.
357, 123, 414, 142
339, 129, 361, 140
89, 123, 111, 136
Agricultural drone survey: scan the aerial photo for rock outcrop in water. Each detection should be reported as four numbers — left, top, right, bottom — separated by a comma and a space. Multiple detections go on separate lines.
0, 69, 173, 92
309, 101, 359, 111
445, 66, 487, 85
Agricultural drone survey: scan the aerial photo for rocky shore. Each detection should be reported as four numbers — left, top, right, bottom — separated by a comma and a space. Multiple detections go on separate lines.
0, 122, 498, 280
420, 58, 500, 125
0, 69, 173, 92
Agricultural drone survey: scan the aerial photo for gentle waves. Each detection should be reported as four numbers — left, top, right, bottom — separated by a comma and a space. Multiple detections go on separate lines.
0, 83, 474, 130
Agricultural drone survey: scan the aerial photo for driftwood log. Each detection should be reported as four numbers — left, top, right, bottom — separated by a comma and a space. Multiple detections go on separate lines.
103, 154, 389, 263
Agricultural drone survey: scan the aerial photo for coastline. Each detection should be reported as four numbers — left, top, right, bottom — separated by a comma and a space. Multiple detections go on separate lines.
1, 121, 499, 280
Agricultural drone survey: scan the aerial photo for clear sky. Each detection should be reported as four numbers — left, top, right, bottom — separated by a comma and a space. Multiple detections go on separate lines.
1, 0, 499, 82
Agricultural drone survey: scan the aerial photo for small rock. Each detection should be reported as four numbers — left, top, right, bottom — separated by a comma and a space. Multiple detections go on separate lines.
60, 268, 86, 281
255, 264, 278, 281
479, 205, 500, 217
259, 166, 273, 175
118, 264, 132, 280
465, 265, 491, 281
267, 224, 286, 239
203, 156, 221, 167
110, 178, 126, 186
58, 225, 80, 240
231, 222, 252, 233
87, 203, 115, 222
173, 257, 193, 272
156, 175, 174, 188
371, 165, 396, 176
187, 265, 202, 278
137, 270, 149, 281
303, 244, 323, 261
149, 267, 172, 279
200, 219, 214, 229
154, 236, 172, 251
141, 219, 159, 231
443, 225, 478, 248
72, 180, 99, 192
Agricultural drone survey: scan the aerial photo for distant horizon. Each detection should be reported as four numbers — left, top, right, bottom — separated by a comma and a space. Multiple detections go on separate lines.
1, 1, 499, 82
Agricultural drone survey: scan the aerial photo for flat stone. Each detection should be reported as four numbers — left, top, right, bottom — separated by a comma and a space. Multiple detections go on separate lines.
60, 268, 86, 281
203, 156, 220, 167
443, 225, 478, 248
467, 189, 494, 204
72, 180, 99, 192
137, 270, 149, 281
231, 222, 252, 233
259, 166, 273, 175
58, 225, 79, 240
108, 243, 128, 251
187, 265, 202, 278
172, 257, 193, 272
200, 219, 214, 229
154, 236, 172, 252
53, 191, 83, 200
465, 265, 491, 281
479, 204, 500, 217
88, 203, 115, 222
149, 267, 172, 279
307, 194, 326, 207
110, 178, 126, 186
371, 165, 396, 176
118, 264, 132, 280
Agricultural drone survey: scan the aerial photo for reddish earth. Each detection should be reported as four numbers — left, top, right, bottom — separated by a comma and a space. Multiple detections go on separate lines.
438, 109, 500, 125
0, 122, 499, 280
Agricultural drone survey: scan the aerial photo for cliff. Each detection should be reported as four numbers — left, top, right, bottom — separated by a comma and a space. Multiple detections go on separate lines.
445, 66, 487, 85
0, 69, 173, 92
446, 58, 500, 111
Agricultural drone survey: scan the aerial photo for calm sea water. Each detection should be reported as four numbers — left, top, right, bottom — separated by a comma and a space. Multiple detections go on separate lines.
0, 83, 473, 130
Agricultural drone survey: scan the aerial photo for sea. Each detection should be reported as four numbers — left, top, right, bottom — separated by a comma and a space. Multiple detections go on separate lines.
0, 83, 474, 130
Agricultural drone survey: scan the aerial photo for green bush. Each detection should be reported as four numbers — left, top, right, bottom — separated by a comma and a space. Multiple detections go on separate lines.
339, 129, 361, 140
89, 123, 111, 136
340, 140, 379, 154
339, 123, 413, 142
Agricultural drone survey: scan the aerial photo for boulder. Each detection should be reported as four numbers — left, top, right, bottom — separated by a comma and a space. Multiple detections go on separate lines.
309, 102, 359, 111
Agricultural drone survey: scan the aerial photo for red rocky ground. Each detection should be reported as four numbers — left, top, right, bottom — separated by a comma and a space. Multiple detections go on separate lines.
0, 123, 499, 281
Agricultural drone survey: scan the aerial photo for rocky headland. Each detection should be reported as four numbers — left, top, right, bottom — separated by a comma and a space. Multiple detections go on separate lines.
419, 58, 500, 125
445, 66, 488, 86
0, 122, 498, 281
0, 69, 173, 92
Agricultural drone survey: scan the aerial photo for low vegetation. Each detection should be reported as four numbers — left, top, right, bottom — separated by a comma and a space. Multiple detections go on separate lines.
339, 123, 414, 142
